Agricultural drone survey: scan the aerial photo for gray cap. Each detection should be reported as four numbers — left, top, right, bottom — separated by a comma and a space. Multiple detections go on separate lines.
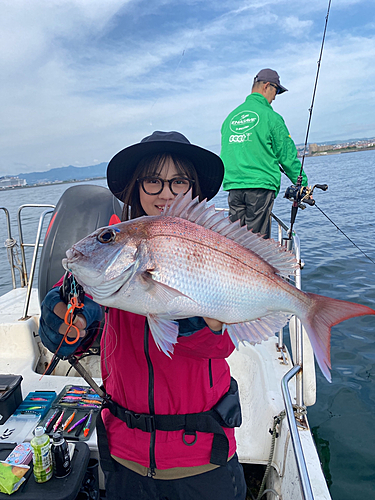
254, 68, 288, 94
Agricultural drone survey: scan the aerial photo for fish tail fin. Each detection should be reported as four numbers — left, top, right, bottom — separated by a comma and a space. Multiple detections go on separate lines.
303, 293, 375, 382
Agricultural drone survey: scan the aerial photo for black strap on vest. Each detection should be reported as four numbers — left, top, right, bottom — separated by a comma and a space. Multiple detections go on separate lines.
102, 396, 230, 466
96, 405, 116, 473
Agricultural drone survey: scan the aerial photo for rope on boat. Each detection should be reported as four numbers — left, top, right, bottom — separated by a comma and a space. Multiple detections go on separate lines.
257, 489, 280, 500
4, 237, 23, 274
4, 237, 17, 248
255, 410, 286, 500
255, 404, 307, 500
293, 404, 308, 422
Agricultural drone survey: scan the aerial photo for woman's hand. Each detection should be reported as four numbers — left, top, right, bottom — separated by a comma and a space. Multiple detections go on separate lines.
53, 301, 87, 339
203, 317, 223, 332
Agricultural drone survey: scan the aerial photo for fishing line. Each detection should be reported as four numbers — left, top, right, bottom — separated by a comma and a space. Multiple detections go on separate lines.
314, 203, 375, 265
285, 0, 332, 239
282, 0, 374, 266
284, 0, 373, 267
299, 0, 332, 173
100, 310, 118, 383
149, 33, 192, 113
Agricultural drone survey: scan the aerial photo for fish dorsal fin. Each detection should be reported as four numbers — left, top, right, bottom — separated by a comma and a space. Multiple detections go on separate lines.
163, 191, 298, 278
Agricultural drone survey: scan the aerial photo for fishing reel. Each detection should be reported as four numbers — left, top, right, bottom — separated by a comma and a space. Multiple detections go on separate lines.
284, 182, 328, 240
284, 183, 328, 209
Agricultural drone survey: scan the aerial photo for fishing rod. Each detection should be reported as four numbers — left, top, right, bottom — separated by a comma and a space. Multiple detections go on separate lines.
284, 0, 332, 238
283, 0, 374, 265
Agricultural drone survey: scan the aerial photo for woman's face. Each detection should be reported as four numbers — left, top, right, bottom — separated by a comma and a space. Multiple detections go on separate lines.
139, 157, 182, 216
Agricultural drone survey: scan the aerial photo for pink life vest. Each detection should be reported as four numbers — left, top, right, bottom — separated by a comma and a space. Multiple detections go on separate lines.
101, 308, 237, 470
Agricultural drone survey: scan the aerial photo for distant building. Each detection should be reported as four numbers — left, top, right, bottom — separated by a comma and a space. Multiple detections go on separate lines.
0, 176, 27, 189
309, 143, 333, 154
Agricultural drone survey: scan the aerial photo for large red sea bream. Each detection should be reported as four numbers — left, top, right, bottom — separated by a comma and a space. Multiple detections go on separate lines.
63, 192, 375, 382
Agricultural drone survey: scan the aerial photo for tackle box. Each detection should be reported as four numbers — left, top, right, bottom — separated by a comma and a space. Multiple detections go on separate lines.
0, 374, 23, 425
0, 413, 41, 444
39, 385, 102, 441
13, 390, 56, 421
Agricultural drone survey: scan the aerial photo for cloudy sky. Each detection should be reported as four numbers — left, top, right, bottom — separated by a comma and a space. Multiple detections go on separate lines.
0, 0, 374, 176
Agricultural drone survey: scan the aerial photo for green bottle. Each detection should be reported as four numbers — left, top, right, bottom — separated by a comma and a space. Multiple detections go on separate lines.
30, 426, 53, 483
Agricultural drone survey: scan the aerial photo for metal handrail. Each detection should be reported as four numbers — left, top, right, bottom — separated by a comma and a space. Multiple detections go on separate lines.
21, 208, 55, 319
293, 233, 304, 407
269, 212, 315, 498
1, 207, 18, 288
282, 366, 314, 500
272, 218, 314, 499
17, 204, 55, 287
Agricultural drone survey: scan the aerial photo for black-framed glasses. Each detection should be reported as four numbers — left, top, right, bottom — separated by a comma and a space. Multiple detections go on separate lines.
138, 176, 195, 196
269, 83, 280, 95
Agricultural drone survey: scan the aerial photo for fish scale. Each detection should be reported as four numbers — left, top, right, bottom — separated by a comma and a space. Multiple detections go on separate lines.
144, 219, 299, 320
64, 192, 375, 382
143, 229, 281, 320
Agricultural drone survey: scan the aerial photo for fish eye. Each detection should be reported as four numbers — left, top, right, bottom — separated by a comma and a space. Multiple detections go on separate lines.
97, 228, 117, 244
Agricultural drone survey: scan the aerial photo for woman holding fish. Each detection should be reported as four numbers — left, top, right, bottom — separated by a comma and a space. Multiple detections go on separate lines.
39, 131, 247, 500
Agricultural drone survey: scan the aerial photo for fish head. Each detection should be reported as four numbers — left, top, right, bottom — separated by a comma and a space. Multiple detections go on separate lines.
62, 219, 147, 303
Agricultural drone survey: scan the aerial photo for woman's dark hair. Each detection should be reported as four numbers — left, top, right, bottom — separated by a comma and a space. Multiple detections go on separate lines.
119, 153, 203, 220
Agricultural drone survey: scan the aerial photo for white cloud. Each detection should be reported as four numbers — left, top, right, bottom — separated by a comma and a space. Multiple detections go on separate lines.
0, 0, 374, 175
281, 16, 314, 36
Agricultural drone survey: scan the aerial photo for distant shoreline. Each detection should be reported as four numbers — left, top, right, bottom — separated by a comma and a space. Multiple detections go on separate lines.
299, 145, 375, 158
0, 177, 106, 191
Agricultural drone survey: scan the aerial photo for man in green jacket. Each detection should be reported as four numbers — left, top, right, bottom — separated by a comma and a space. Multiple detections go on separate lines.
220, 68, 308, 238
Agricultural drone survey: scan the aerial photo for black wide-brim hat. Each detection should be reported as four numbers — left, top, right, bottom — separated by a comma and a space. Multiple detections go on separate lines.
107, 131, 224, 201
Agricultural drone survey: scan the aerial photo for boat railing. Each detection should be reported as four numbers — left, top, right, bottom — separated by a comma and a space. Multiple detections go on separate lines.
1, 206, 19, 289
272, 213, 314, 500
18, 204, 55, 289
19, 205, 56, 319
0, 204, 55, 318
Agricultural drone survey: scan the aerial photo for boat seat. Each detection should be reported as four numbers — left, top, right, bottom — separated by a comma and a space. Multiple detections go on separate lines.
38, 184, 122, 306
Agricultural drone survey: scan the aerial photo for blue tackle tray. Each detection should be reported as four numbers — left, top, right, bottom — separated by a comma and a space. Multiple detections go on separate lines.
13, 390, 56, 420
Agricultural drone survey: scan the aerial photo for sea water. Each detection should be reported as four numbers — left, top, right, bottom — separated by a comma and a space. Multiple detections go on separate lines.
0, 150, 374, 499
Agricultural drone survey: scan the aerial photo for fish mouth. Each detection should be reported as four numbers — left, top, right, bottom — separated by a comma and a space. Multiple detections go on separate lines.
63, 246, 113, 287
62, 255, 139, 303
62, 257, 102, 291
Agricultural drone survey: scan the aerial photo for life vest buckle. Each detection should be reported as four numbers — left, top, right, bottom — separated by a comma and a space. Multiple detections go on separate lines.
125, 411, 155, 433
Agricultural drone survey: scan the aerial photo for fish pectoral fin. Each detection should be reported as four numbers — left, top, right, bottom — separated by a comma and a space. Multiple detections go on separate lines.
147, 314, 179, 357
141, 271, 193, 304
226, 312, 292, 348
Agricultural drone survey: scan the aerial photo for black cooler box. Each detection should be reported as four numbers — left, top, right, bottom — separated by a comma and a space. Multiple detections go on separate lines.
0, 374, 23, 425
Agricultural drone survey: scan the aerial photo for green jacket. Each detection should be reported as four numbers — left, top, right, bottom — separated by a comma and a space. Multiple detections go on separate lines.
221, 93, 308, 196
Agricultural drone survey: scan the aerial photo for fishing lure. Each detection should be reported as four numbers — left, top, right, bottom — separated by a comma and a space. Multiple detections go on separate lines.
53, 410, 65, 432
83, 412, 93, 438
63, 296, 84, 345
63, 411, 77, 431
67, 414, 88, 433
